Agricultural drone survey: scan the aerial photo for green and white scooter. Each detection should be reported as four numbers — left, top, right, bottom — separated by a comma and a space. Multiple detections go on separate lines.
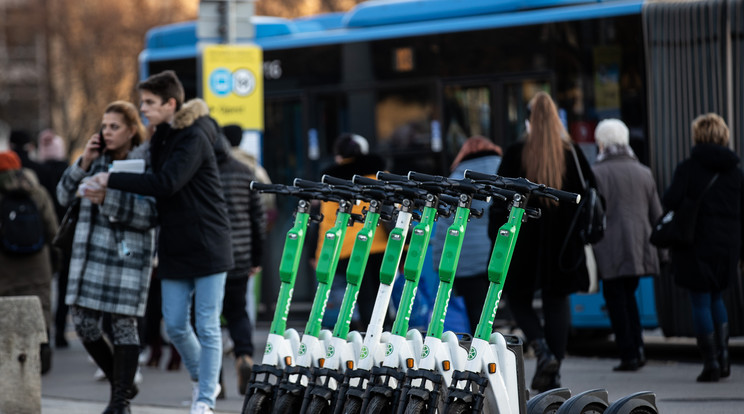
443, 172, 580, 414
271, 179, 364, 413
354, 172, 460, 414
393, 171, 493, 414
242, 183, 328, 414
302, 175, 396, 414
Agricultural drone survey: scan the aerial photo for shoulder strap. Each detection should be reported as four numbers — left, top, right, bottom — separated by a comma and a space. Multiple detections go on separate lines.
569, 144, 587, 191
696, 173, 719, 203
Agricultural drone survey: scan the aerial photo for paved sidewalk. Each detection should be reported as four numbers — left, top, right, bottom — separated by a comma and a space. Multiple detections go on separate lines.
41, 328, 743, 413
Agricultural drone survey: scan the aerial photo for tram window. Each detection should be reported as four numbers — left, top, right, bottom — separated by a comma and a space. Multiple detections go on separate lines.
503, 80, 550, 148
443, 85, 491, 161
375, 86, 442, 174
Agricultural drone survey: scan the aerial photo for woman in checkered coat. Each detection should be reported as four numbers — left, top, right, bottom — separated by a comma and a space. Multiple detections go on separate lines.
56, 101, 157, 413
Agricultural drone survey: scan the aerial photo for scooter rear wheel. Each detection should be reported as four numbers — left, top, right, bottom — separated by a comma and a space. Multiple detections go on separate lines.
243, 390, 270, 414
403, 396, 426, 414
341, 396, 362, 414
307, 395, 331, 414
368, 394, 394, 414
272, 393, 301, 414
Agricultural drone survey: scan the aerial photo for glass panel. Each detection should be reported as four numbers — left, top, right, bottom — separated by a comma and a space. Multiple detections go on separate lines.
376, 86, 443, 174
443, 85, 491, 162
502, 80, 550, 148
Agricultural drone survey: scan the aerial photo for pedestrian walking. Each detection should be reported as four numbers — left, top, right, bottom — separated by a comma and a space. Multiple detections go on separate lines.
488, 91, 594, 392
93, 70, 234, 414
591, 119, 662, 371
661, 113, 743, 382
213, 128, 266, 396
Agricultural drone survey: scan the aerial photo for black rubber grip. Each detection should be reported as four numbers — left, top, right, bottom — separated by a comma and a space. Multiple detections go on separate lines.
407, 171, 443, 183
543, 188, 581, 204
352, 175, 380, 186
377, 172, 410, 183
463, 170, 499, 182
249, 181, 286, 192
321, 175, 355, 188
293, 178, 326, 189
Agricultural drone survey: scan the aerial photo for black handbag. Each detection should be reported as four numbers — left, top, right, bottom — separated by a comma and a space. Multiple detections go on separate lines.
650, 173, 718, 248
52, 198, 81, 252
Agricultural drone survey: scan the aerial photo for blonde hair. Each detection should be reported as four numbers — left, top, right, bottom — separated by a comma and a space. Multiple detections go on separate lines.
522, 92, 569, 190
692, 113, 729, 147
451, 135, 502, 170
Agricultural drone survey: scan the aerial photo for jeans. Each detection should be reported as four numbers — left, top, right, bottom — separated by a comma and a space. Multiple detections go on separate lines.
161, 272, 226, 407
689, 290, 728, 335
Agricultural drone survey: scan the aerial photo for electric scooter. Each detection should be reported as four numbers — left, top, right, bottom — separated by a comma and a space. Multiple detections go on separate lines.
302, 175, 395, 414
356, 172, 462, 414
242, 183, 330, 414
394, 171, 495, 414
271, 179, 366, 413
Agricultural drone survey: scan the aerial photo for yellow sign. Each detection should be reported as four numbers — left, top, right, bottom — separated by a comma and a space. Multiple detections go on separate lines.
202, 44, 264, 131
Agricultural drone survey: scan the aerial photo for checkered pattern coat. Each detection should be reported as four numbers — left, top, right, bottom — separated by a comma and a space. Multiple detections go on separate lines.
57, 152, 157, 316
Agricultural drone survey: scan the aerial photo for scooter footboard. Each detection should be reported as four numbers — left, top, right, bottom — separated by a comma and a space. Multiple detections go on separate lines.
397, 368, 444, 414
443, 370, 489, 413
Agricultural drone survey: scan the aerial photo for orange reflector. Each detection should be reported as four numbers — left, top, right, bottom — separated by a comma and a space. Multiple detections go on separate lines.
442, 360, 451, 371
488, 363, 496, 374
406, 358, 414, 369
284, 356, 292, 366
319, 358, 325, 367
346, 360, 354, 370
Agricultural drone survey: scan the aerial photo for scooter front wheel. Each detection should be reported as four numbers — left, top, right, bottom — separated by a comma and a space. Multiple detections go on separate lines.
367, 394, 394, 414
272, 393, 302, 414
446, 399, 471, 414
243, 390, 270, 414
307, 395, 331, 414
403, 396, 426, 414
341, 396, 362, 414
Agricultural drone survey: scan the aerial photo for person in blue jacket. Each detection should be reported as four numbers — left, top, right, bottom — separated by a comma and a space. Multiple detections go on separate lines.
431, 135, 501, 335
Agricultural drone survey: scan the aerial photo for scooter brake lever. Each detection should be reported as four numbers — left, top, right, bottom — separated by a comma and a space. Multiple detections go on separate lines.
469, 208, 484, 219
525, 207, 542, 220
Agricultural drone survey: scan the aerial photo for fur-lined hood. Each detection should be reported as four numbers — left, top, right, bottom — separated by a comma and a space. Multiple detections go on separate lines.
173, 98, 210, 130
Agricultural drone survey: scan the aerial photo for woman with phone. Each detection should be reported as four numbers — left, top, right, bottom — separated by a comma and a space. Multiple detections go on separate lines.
56, 101, 158, 413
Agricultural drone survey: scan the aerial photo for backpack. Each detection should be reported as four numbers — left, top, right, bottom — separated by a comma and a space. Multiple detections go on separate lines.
0, 177, 45, 255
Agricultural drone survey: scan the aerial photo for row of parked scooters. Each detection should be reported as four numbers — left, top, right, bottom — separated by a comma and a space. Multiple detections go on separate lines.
240, 170, 659, 414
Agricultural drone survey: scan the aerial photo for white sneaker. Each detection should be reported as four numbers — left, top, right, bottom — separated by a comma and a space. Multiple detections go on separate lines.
191, 381, 221, 407
191, 401, 214, 414
134, 367, 143, 385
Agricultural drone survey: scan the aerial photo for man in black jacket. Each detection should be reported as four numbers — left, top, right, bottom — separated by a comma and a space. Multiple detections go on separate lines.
94, 70, 233, 414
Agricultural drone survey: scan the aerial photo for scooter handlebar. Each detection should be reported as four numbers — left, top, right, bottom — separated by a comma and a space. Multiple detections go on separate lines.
463, 170, 580, 205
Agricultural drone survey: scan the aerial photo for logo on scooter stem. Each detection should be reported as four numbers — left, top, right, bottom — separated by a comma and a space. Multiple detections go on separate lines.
264, 343, 273, 355
421, 345, 430, 359
326, 345, 335, 358
360, 346, 369, 359
386, 343, 394, 356
298, 343, 307, 356
467, 347, 477, 361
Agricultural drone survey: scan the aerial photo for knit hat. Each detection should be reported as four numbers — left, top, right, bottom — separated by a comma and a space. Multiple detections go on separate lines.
0, 151, 22, 172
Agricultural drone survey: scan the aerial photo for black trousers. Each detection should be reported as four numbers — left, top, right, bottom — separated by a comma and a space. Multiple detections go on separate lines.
223, 275, 254, 357
601, 277, 643, 361
453, 274, 491, 335
505, 288, 570, 360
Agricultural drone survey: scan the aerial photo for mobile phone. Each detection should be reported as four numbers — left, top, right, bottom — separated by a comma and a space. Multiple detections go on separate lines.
97, 126, 106, 153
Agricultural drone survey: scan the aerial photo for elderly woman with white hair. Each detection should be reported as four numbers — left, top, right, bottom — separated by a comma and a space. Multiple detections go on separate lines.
591, 119, 663, 372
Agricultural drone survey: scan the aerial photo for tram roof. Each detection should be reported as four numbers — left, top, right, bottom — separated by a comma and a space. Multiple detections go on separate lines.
142, 0, 643, 61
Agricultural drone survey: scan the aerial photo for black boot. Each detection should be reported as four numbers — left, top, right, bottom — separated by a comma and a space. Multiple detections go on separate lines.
83, 338, 138, 400
715, 323, 730, 378
103, 345, 139, 414
696, 333, 721, 382
530, 338, 559, 392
